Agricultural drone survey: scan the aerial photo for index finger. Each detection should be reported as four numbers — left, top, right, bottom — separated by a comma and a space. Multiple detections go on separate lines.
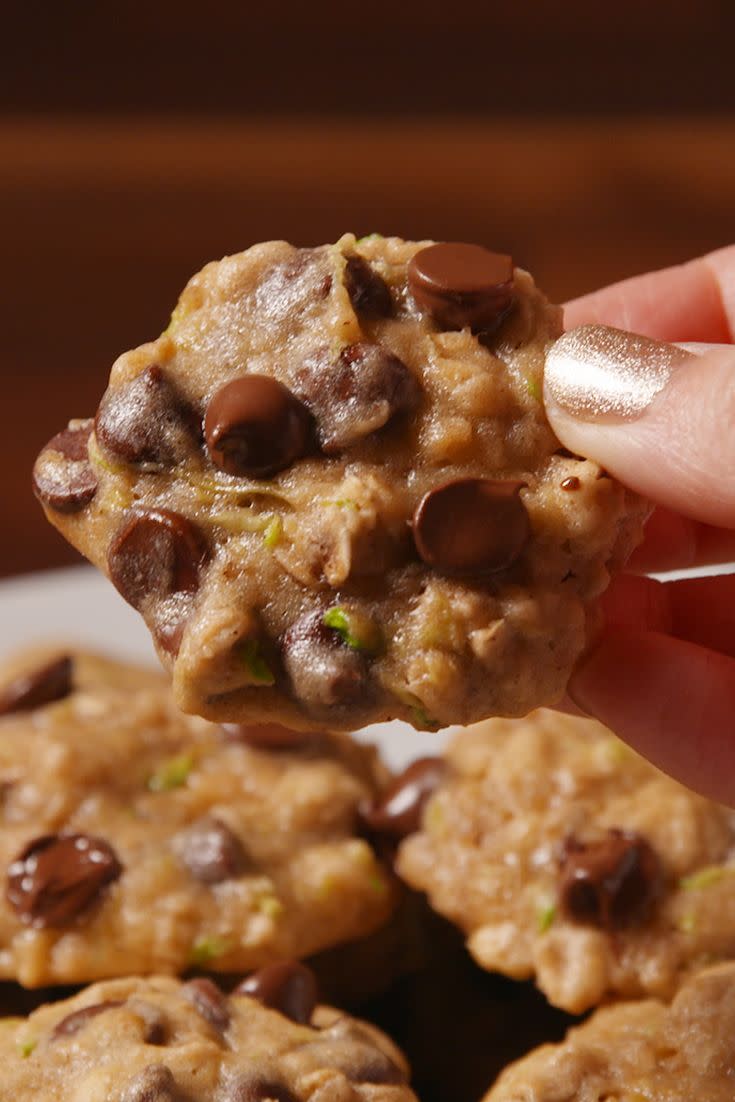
564, 245, 735, 343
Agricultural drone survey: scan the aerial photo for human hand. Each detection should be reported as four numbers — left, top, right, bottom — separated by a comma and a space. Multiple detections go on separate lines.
545, 246, 735, 804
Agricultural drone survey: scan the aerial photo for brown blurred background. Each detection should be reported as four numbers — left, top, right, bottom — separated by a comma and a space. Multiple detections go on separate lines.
2, 1, 734, 578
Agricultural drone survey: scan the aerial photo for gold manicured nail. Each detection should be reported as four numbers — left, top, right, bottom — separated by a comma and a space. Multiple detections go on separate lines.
545, 325, 691, 421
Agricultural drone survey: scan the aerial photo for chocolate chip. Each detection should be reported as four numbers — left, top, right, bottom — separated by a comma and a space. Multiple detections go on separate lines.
153, 614, 189, 658
225, 1078, 298, 1102
129, 999, 168, 1045
281, 611, 372, 719
413, 478, 530, 575
51, 1000, 124, 1039
33, 420, 98, 513
559, 829, 663, 929
299, 1019, 407, 1086
122, 1066, 181, 1102
183, 978, 230, 1030
108, 508, 208, 610
95, 365, 199, 468
222, 723, 316, 751
257, 248, 333, 323
344, 255, 393, 320
297, 342, 418, 452
172, 816, 248, 884
408, 242, 514, 332
6, 833, 122, 927
360, 757, 445, 839
0, 655, 73, 716
204, 376, 312, 478
144, 1022, 167, 1046
235, 961, 318, 1025
561, 476, 581, 491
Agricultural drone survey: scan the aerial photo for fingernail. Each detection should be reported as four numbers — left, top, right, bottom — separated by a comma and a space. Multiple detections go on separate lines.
545, 324, 691, 422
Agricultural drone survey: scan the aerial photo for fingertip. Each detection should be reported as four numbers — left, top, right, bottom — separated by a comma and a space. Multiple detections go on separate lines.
703, 245, 735, 340
625, 508, 698, 573
565, 252, 734, 343
568, 629, 735, 805
544, 333, 735, 528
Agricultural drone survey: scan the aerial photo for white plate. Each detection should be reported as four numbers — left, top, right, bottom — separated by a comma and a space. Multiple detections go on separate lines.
0, 565, 447, 770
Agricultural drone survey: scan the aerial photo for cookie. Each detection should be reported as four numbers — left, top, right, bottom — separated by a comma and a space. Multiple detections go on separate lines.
34, 235, 646, 731
396, 708, 735, 1013
484, 963, 735, 1101
0, 966, 415, 1100
0, 649, 394, 987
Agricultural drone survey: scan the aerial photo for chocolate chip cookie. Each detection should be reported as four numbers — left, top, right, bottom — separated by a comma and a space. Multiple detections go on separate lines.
484, 963, 735, 1101
0, 966, 415, 1100
34, 235, 646, 731
0, 649, 394, 987
396, 708, 735, 1013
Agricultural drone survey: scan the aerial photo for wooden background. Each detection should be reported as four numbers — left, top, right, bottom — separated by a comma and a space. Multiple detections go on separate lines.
1, 3, 734, 578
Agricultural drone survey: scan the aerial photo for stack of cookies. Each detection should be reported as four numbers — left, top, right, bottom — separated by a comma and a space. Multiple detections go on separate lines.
2, 235, 725, 1099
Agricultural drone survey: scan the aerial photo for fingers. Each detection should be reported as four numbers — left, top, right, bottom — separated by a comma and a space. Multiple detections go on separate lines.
564, 245, 735, 343
667, 574, 735, 660
568, 629, 735, 805
558, 249, 735, 803
626, 507, 735, 574
544, 329, 735, 527
598, 575, 671, 634
601, 573, 735, 658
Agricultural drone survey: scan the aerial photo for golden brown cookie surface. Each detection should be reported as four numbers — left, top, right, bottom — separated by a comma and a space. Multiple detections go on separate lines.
0, 969, 415, 1101
484, 963, 735, 1101
398, 709, 735, 1013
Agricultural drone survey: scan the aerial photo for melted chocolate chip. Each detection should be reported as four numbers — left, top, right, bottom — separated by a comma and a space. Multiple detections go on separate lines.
413, 478, 530, 575
108, 508, 208, 610
0, 655, 73, 716
32, 420, 98, 513
225, 1078, 298, 1102
222, 723, 316, 751
561, 476, 581, 491
130, 999, 168, 1045
559, 829, 663, 929
281, 611, 372, 718
144, 1022, 167, 1047
51, 1000, 124, 1039
153, 614, 189, 659
183, 977, 230, 1030
360, 757, 445, 839
300, 1019, 407, 1085
408, 243, 514, 332
235, 961, 318, 1025
297, 342, 419, 452
95, 365, 199, 468
204, 376, 312, 478
6, 833, 122, 927
172, 816, 249, 884
344, 255, 393, 320
257, 248, 333, 323
122, 1065, 181, 1102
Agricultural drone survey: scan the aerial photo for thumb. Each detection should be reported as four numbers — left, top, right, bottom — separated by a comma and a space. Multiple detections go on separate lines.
544, 325, 735, 528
